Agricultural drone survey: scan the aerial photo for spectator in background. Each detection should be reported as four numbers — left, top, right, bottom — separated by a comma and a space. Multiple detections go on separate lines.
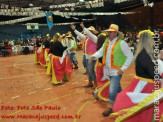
0, 40, 5, 51
128, 40, 134, 47
25, 37, 30, 45
8, 39, 14, 46
4, 39, 8, 47
17, 38, 23, 45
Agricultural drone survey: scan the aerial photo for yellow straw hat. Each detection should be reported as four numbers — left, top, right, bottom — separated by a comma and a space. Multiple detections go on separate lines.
66, 34, 73, 38
103, 24, 119, 32
87, 26, 99, 34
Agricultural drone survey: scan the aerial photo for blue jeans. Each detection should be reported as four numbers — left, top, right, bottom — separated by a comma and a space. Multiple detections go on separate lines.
108, 75, 122, 104
69, 52, 77, 64
82, 55, 87, 69
86, 59, 96, 83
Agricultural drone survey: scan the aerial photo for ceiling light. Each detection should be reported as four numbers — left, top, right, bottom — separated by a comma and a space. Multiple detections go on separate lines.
29, 3, 33, 7
79, 0, 84, 2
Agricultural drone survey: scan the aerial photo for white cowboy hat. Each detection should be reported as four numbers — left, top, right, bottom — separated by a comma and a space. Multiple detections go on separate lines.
103, 24, 119, 32
102, 24, 124, 39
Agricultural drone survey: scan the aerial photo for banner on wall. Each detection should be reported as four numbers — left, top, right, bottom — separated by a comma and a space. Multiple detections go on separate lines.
46, 11, 53, 30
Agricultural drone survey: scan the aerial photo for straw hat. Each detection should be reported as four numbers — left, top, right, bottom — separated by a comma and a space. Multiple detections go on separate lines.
50, 39, 54, 42
67, 31, 72, 34
98, 33, 107, 37
103, 24, 119, 32
66, 34, 73, 38
102, 24, 124, 40
102, 24, 124, 39
56, 32, 60, 36
87, 26, 99, 34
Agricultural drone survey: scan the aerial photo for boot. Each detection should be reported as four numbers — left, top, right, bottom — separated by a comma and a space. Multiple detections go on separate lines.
73, 63, 78, 69
92, 91, 98, 100
71, 64, 74, 69
93, 81, 97, 89
84, 82, 93, 88
83, 70, 87, 75
102, 107, 113, 117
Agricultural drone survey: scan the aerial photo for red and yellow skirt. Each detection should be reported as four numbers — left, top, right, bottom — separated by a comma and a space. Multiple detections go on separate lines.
46, 53, 52, 76
111, 75, 163, 122
95, 61, 110, 101
34, 47, 40, 64
51, 54, 72, 84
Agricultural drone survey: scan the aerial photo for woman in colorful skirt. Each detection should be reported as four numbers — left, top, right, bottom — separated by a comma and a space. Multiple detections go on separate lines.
92, 33, 109, 101
111, 30, 163, 122
34, 36, 42, 64
48, 33, 72, 84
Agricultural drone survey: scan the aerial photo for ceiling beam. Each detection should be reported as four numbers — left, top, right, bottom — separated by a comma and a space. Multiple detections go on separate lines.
44, 0, 56, 10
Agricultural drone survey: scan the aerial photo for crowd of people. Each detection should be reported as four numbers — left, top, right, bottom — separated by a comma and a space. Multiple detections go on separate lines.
1, 23, 163, 121
33, 23, 163, 121
0, 38, 35, 56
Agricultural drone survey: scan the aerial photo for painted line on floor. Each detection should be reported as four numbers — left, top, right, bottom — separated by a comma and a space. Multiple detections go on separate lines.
11, 95, 20, 99
129, 74, 134, 75
0, 73, 44, 80
14, 63, 45, 71
73, 97, 94, 122
1, 89, 91, 120
28, 91, 36, 95
13, 59, 45, 70
57, 85, 65, 87
72, 82, 79, 84
0, 57, 27, 67
37, 89, 91, 106
0, 64, 17, 67
0, 62, 33, 68
84, 80, 89, 82
44, 88, 52, 91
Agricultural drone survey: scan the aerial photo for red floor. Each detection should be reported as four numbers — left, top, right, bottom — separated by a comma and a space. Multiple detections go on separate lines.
0, 50, 135, 122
